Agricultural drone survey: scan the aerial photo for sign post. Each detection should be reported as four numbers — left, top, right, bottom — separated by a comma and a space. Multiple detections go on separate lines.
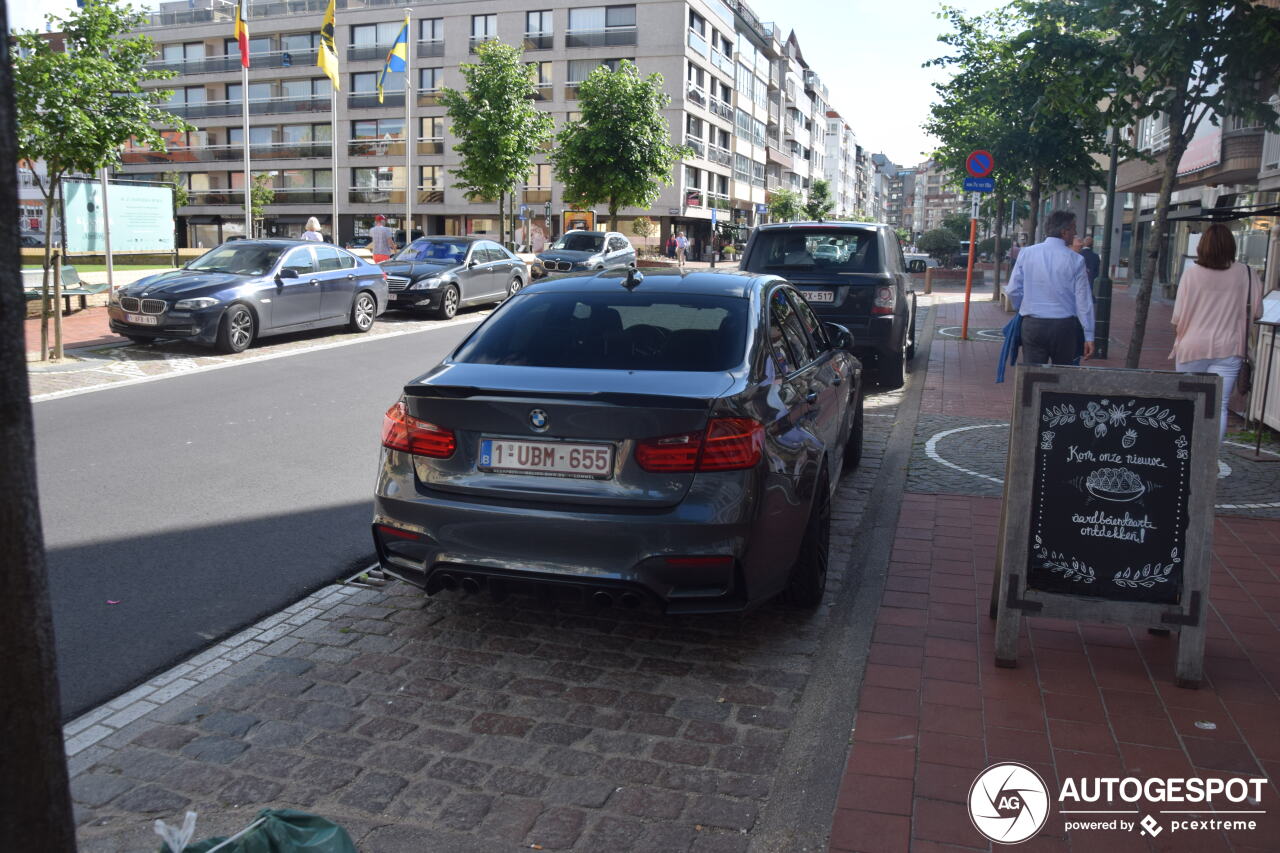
993, 366, 1220, 687
709, 205, 718, 268
961, 149, 994, 340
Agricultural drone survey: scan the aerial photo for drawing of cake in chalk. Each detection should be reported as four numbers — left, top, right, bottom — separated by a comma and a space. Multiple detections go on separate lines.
1085, 466, 1146, 502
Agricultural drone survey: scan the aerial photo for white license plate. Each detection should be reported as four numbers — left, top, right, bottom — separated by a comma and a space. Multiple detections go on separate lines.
125, 313, 159, 325
479, 438, 613, 479
800, 290, 834, 303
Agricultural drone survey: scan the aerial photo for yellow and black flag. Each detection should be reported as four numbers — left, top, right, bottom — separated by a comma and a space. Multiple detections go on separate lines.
317, 0, 340, 89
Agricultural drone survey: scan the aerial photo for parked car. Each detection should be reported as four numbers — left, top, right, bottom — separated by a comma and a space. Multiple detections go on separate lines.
739, 221, 916, 388
536, 230, 636, 273
903, 252, 938, 273
19, 233, 44, 248
346, 235, 372, 251
380, 236, 528, 319
107, 240, 388, 353
372, 268, 863, 613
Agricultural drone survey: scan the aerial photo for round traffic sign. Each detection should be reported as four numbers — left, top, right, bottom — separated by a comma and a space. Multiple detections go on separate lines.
966, 150, 994, 178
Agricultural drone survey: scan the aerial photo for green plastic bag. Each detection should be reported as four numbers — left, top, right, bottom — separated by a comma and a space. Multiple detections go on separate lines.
163, 809, 356, 853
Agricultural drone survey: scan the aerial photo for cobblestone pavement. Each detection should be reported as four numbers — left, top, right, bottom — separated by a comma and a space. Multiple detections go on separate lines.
68, 374, 909, 851
907, 403, 1280, 517
28, 308, 492, 401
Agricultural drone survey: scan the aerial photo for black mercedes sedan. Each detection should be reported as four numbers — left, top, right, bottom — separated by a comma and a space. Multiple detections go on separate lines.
380, 236, 528, 319
372, 268, 864, 614
108, 240, 388, 353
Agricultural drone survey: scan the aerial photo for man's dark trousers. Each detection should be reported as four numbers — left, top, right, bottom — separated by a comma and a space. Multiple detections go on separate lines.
1021, 316, 1082, 365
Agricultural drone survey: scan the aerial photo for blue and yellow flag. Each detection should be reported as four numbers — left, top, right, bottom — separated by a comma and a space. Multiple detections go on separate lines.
377, 15, 410, 104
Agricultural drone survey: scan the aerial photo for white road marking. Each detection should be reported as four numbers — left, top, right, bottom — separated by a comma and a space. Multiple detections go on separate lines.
32, 317, 483, 404
924, 424, 1280, 509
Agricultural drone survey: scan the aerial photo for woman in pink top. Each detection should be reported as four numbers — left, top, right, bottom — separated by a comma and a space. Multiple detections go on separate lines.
1170, 224, 1263, 443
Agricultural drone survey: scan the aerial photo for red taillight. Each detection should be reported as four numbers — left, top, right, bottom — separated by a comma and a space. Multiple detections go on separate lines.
381, 401, 456, 458
872, 285, 896, 315
376, 523, 423, 541
635, 417, 763, 473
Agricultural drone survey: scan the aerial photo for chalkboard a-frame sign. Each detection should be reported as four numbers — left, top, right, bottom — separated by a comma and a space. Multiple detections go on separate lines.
994, 366, 1221, 688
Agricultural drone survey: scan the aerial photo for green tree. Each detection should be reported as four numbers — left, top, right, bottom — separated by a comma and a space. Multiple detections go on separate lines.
250, 175, 275, 237
895, 227, 911, 244
162, 170, 188, 209
13, 0, 189, 360
804, 178, 834, 221
551, 60, 689, 231
767, 188, 804, 223
918, 228, 960, 262
439, 41, 554, 246
1025, 0, 1280, 368
941, 211, 973, 241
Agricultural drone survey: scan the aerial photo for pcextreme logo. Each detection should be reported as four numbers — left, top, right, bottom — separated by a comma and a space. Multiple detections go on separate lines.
967, 763, 1270, 844
968, 763, 1051, 844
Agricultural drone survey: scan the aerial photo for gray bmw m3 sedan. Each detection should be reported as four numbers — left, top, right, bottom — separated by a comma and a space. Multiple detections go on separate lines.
372, 268, 864, 613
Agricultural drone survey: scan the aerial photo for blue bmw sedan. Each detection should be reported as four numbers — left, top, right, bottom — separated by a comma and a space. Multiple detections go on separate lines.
372, 268, 865, 614
108, 240, 389, 353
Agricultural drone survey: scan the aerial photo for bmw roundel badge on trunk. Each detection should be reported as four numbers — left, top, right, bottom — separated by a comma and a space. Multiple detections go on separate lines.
529, 409, 549, 432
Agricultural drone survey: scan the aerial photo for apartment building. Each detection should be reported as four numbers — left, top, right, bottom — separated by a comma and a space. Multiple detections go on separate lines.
823, 110, 859, 217
120, 0, 842, 254
911, 158, 964, 235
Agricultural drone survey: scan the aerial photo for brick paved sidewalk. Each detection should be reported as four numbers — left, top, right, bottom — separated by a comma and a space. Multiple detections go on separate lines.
830, 283, 1280, 852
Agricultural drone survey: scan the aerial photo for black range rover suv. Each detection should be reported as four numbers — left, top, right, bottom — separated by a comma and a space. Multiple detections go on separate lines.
739, 222, 916, 387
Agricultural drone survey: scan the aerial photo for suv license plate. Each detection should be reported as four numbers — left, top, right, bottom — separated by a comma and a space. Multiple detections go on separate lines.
126, 313, 159, 325
800, 290, 834, 303
479, 438, 613, 479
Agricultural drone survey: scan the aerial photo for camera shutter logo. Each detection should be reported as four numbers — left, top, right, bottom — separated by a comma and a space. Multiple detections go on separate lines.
968, 762, 1050, 844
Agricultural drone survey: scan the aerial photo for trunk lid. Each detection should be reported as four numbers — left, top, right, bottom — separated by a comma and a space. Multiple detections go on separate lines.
401, 362, 739, 508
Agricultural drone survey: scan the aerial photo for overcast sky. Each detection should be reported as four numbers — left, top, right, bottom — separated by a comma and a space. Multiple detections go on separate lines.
6, 0, 1001, 167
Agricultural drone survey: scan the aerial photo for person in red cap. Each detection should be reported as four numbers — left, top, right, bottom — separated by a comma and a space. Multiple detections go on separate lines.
369, 215, 397, 263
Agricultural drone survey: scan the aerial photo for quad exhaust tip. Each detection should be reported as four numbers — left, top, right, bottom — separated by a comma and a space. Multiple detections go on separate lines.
460, 576, 482, 595
619, 592, 641, 609
592, 590, 614, 607
438, 573, 459, 591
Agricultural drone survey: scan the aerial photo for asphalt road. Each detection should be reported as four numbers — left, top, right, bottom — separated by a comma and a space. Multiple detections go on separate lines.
36, 321, 479, 720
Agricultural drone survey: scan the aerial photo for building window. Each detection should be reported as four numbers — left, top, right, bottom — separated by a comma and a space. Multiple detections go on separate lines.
566, 58, 629, 97
529, 61, 553, 99
419, 67, 442, 91
419, 116, 445, 154
349, 119, 405, 157
525, 10, 553, 49
281, 32, 318, 53
352, 166, 406, 204
419, 18, 443, 41
524, 163, 552, 203
419, 165, 443, 202
350, 72, 378, 93
734, 154, 749, 183
471, 14, 497, 51
224, 36, 270, 57
567, 6, 636, 47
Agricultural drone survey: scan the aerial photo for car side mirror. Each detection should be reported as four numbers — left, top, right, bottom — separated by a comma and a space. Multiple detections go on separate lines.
277, 267, 299, 281
467, 259, 478, 268
824, 322, 854, 352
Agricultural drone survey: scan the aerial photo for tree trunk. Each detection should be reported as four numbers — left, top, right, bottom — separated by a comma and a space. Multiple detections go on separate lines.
1027, 170, 1042, 246
609, 198, 619, 235
1125, 136, 1186, 370
992, 194, 1005, 299
0, 12, 78, 844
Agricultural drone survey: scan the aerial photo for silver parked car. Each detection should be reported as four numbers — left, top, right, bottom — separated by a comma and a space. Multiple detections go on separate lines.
380, 236, 528, 319
536, 230, 636, 273
372, 268, 864, 614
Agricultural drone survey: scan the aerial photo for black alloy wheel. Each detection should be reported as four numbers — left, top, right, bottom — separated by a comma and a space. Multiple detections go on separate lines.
349, 291, 376, 332
216, 304, 255, 354
784, 467, 832, 608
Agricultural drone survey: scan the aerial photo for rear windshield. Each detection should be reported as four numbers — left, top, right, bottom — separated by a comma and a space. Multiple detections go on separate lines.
454, 291, 747, 372
747, 228, 880, 273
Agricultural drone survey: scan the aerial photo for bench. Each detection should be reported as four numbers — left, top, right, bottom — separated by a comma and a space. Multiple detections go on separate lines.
23, 265, 110, 313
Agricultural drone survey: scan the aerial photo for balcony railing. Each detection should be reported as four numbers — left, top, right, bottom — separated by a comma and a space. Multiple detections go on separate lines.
708, 146, 733, 167
523, 187, 552, 203
417, 138, 445, 155
710, 49, 735, 76
418, 188, 444, 204
348, 91, 405, 109
565, 27, 637, 48
349, 44, 394, 62
708, 98, 734, 122
165, 95, 331, 120
684, 137, 705, 158
530, 83, 553, 101
417, 89, 442, 107
469, 36, 498, 53
186, 188, 332, 206
416, 40, 445, 58
123, 140, 333, 164
687, 30, 708, 57
1263, 128, 1280, 173
706, 192, 731, 210
565, 83, 583, 100
349, 187, 407, 204
686, 85, 706, 107
348, 138, 408, 157
524, 33, 554, 50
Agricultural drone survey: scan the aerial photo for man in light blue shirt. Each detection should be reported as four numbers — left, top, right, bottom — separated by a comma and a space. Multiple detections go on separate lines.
1006, 209, 1096, 365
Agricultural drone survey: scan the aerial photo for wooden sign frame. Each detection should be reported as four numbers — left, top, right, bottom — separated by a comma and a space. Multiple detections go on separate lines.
994, 366, 1222, 688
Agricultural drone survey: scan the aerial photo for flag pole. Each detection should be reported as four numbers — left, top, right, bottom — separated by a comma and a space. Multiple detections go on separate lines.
332, 85, 339, 243
405, 11, 413, 241
242, 59, 251, 238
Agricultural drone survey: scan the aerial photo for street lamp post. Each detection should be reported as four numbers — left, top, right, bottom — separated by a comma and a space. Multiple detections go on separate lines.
1095, 127, 1120, 361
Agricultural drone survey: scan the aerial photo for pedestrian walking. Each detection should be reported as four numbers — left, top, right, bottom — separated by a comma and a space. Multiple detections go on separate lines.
369, 215, 397, 263
675, 231, 689, 268
1080, 235, 1101, 290
1005, 209, 1095, 366
1171, 223, 1263, 444
1008, 242, 1020, 265
300, 217, 324, 242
